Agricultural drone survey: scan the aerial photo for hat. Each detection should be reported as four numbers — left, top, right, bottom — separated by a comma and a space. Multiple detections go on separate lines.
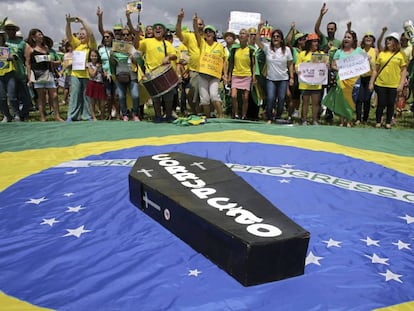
223, 31, 236, 40
181, 25, 190, 33
306, 33, 319, 41
248, 27, 257, 34
0, 30, 5, 35
4, 19, 20, 31
203, 25, 216, 33
112, 23, 123, 31
16, 30, 23, 38
294, 32, 306, 41
386, 32, 400, 42
153, 22, 166, 31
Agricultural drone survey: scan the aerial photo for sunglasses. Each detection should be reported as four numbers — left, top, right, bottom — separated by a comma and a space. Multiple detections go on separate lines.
104, 35, 111, 39
122, 33, 130, 37
273, 34, 281, 38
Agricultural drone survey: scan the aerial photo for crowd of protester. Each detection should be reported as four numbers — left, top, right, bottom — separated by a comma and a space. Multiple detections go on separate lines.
0, 3, 413, 128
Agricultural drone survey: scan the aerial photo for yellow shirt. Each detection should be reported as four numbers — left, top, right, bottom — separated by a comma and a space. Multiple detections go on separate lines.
138, 38, 176, 72
232, 46, 252, 77
362, 47, 377, 77
375, 51, 407, 88
181, 32, 201, 72
296, 50, 323, 91
198, 41, 225, 79
70, 35, 97, 79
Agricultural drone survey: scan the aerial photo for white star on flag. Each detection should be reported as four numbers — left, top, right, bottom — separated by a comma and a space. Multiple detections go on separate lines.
305, 251, 323, 266
280, 164, 294, 168
25, 197, 48, 205
65, 169, 78, 175
66, 205, 85, 213
40, 218, 60, 227
399, 214, 414, 224
392, 240, 411, 250
188, 269, 202, 277
364, 253, 390, 265
379, 269, 403, 283
361, 236, 380, 247
323, 238, 342, 248
63, 192, 75, 197
63, 225, 91, 238
279, 179, 290, 183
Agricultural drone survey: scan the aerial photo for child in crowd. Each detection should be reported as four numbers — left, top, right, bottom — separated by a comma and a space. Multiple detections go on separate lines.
86, 49, 106, 120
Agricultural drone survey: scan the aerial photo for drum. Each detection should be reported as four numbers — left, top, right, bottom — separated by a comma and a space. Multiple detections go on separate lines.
142, 64, 179, 98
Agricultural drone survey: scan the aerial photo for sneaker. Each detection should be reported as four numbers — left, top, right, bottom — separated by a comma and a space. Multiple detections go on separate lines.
292, 109, 299, 118
1, 116, 11, 123
122, 116, 129, 122
312, 121, 319, 126
111, 108, 116, 118
14, 116, 21, 122
302, 120, 308, 126
132, 116, 140, 122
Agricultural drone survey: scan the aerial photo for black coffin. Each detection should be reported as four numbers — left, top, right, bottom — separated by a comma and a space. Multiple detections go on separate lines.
129, 152, 310, 286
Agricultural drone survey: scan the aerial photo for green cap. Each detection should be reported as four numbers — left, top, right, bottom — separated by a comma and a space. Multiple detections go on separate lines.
203, 25, 216, 33
153, 22, 166, 31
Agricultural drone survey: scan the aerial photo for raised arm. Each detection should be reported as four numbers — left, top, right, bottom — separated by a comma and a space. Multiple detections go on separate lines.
65, 14, 74, 44
314, 2, 327, 36
126, 9, 140, 37
96, 6, 105, 37
255, 21, 265, 50
286, 22, 296, 47
377, 26, 387, 50
193, 13, 201, 48
176, 8, 185, 42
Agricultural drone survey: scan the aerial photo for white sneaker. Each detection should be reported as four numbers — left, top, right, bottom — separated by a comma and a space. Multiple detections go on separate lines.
111, 108, 116, 118
292, 109, 299, 118
2, 116, 10, 123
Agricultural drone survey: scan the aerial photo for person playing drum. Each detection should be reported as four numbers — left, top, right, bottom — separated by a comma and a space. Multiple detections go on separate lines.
136, 22, 178, 122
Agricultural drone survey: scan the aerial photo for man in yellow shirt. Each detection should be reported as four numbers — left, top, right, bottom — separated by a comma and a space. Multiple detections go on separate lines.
137, 22, 178, 122
176, 8, 204, 115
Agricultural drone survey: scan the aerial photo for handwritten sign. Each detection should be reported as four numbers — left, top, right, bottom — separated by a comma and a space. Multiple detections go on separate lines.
112, 40, 134, 54
228, 11, 261, 35
336, 52, 370, 80
259, 25, 273, 40
0, 47, 10, 61
72, 50, 87, 71
298, 62, 328, 85
199, 53, 224, 79
127, 1, 142, 13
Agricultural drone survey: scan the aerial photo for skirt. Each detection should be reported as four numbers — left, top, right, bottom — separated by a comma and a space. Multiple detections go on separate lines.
86, 80, 106, 100
231, 76, 252, 91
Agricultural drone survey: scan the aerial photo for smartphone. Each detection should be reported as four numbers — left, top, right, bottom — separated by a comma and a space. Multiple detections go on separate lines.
68, 17, 79, 22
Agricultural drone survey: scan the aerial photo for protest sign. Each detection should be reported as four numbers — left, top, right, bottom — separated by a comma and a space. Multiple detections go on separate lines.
228, 11, 261, 35
336, 52, 370, 80
298, 62, 328, 85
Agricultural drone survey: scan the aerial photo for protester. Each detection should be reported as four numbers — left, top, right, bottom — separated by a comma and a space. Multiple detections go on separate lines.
86, 49, 106, 120
256, 22, 293, 123
65, 15, 97, 121
25, 28, 63, 121
0, 29, 18, 122
369, 32, 407, 129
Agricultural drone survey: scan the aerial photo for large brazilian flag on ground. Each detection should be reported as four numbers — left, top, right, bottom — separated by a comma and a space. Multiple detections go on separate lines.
0, 121, 413, 311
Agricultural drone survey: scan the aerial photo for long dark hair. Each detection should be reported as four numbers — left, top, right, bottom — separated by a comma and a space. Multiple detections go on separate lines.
304, 39, 319, 56
26, 28, 46, 49
270, 29, 286, 54
341, 30, 358, 49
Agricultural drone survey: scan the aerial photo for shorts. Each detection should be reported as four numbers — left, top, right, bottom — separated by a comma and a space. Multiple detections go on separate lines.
33, 73, 56, 89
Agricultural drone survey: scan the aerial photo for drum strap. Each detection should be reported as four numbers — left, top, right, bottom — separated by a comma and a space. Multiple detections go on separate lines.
163, 40, 167, 57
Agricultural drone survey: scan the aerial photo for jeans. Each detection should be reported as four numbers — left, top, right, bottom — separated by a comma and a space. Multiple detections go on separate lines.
0, 71, 18, 118
67, 76, 91, 121
116, 79, 139, 116
356, 76, 372, 122
266, 79, 288, 120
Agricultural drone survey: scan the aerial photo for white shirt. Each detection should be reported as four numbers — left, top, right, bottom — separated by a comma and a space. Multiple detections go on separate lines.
263, 44, 292, 81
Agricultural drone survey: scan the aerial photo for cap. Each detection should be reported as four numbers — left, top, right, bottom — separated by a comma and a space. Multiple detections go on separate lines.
363, 32, 376, 42
181, 25, 190, 33
203, 25, 216, 33
113, 23, 123, 31
16, 30, 23, 38
153, 22, 166, 31
306, 33, 319, 41
248, 27, 257, 34
386, 32, 400, 42
4, 19, 20, 31
294, 32, 306, 41
223, 31, 236, 40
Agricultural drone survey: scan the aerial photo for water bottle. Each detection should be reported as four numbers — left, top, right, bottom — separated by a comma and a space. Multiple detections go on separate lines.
403, 20, 414, 45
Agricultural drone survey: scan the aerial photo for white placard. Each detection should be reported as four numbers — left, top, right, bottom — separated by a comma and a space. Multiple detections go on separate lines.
336, 52, 370, 80
228, 11, 261, 34
72, 50, 87, 71
298, 62, 328, 85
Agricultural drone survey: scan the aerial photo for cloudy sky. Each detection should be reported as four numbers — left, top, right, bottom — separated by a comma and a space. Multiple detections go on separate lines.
4, 0, 413, 47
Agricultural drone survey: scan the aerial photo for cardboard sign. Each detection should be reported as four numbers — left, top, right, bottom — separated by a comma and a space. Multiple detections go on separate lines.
199, 52, 224, 79
298, 62, 328, 85
0, 47, 10, 61
228, 11, 261, 35
112, 40, 134, 54
336, 52, 370, 80
126, 1, 142, 12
